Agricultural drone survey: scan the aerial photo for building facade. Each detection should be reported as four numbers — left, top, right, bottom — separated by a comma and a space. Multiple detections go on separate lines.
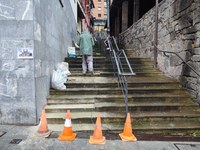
93, 0, 107, 31
77, 0, 95, 34
0, 0, 94, 125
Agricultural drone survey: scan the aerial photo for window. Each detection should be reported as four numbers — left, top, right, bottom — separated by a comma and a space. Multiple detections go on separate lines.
98, 7, 101, 11
98, 14, 101, 17
98, 0, 101, 4
104, 14, 107, 19
104, 7, 107, 12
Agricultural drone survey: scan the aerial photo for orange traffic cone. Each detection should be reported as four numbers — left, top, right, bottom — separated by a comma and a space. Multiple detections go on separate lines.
119, 113, 137, 142
34, 109, 51, 138
89, 113, 106, 145
58, 110, 76, 141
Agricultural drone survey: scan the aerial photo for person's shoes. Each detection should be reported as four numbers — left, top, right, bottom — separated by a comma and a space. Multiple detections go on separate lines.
82, 72, 86, 76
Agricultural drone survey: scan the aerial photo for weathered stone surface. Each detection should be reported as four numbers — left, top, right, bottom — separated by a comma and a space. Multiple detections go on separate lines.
182, 26, 197, 34
0, 39, 33, 60
191, 55, 200, 61
177, 0, 193, 13
196, 37, 200, 47
169, 51, 191, 66
182, 34, 196, 40
17, 77, 35, 99
0, 0, 33, 20
0, 101, 36, 124
181, 76, 197, 85
193, 48, 200, 55
0, 0, 76, 124
120, 0, 200, 99
0, 20, 33, 39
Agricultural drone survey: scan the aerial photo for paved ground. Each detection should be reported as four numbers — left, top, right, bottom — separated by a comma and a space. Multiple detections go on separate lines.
0, 125, 200, 150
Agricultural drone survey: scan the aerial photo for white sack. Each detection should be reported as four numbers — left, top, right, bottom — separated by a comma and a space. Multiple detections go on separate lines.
51, 62, 71, 90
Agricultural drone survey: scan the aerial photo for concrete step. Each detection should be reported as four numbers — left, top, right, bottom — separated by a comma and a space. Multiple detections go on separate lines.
65, 57, 152, 63
45, 101, 197, 113
69, 63, 154, 69
47, 96, 191, 104
49, 87, 188, 95
48, 119, 200, 134
46, 110, 200, 125
64, 82, 182, 88
69, 65, 156, 73
69, 71, 162, 77
69, 68, 161, 75
66, 76, 179, 84
48, 93, 191, 103
45, 55, 200, 136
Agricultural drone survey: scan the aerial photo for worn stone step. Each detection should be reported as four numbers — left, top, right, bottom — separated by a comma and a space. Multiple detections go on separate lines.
69, 68, 160, 75
69, 67, 160, 73
70, 62, 154, 67
49, 87, 188, 95
67, 76, 117, 83
94, 102, 197, 112
65, 57, 152, 63
66, 76, 180, 84
69, 67, 158, 73
69, 64, 153, 71
64, 82, 182, 89
48, 93, 191, 101
47, 96, 191, 104
69, 63, 154, 70
67, 75, 177, 84
69, 71, 161, 77
48, 120, 200, 134
46, 110, 200, 124
49, 54, 200, 136
54, 86, 185, 91
45, 101, 196, 113
45, 104, 95, 113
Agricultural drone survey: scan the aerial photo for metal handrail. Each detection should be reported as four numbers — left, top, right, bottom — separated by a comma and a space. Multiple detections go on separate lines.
106, 36, 135, 114
154, 43, 200, 77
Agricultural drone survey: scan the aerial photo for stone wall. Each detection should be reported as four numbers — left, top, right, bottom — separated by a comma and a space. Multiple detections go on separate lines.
119, 0, 200, 99
0, 0, 76, 124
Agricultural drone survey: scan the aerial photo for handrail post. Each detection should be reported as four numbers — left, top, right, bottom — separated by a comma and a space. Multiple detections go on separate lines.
154, 0, 159, 68
125, 78, 128, 114
106, 36, 136, 114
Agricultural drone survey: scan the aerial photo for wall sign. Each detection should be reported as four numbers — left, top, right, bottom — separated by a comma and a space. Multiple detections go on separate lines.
17, 48, 33, 59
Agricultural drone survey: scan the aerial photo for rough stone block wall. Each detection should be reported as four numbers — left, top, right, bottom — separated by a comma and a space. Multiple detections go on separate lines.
119, 0, 200, 99
0, 0, 76, 124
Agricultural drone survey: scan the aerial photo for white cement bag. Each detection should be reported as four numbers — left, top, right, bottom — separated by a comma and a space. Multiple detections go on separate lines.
52, 62, 71, 90
56, 62, 71, 76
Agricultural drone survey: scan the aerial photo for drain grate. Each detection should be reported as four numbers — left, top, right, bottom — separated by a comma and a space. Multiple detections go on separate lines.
10, 139, 22, 144
0, 132, 6, 137
174, 143, 200, 150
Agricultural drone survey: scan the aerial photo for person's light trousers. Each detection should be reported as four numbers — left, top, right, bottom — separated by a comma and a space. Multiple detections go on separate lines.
82, 55, 93, 73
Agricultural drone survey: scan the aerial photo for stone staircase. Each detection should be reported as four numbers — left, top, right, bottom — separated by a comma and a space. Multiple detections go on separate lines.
45, 50, 200, 137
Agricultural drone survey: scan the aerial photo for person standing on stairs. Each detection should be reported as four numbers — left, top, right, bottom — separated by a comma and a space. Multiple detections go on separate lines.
77, 29, 95, 76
